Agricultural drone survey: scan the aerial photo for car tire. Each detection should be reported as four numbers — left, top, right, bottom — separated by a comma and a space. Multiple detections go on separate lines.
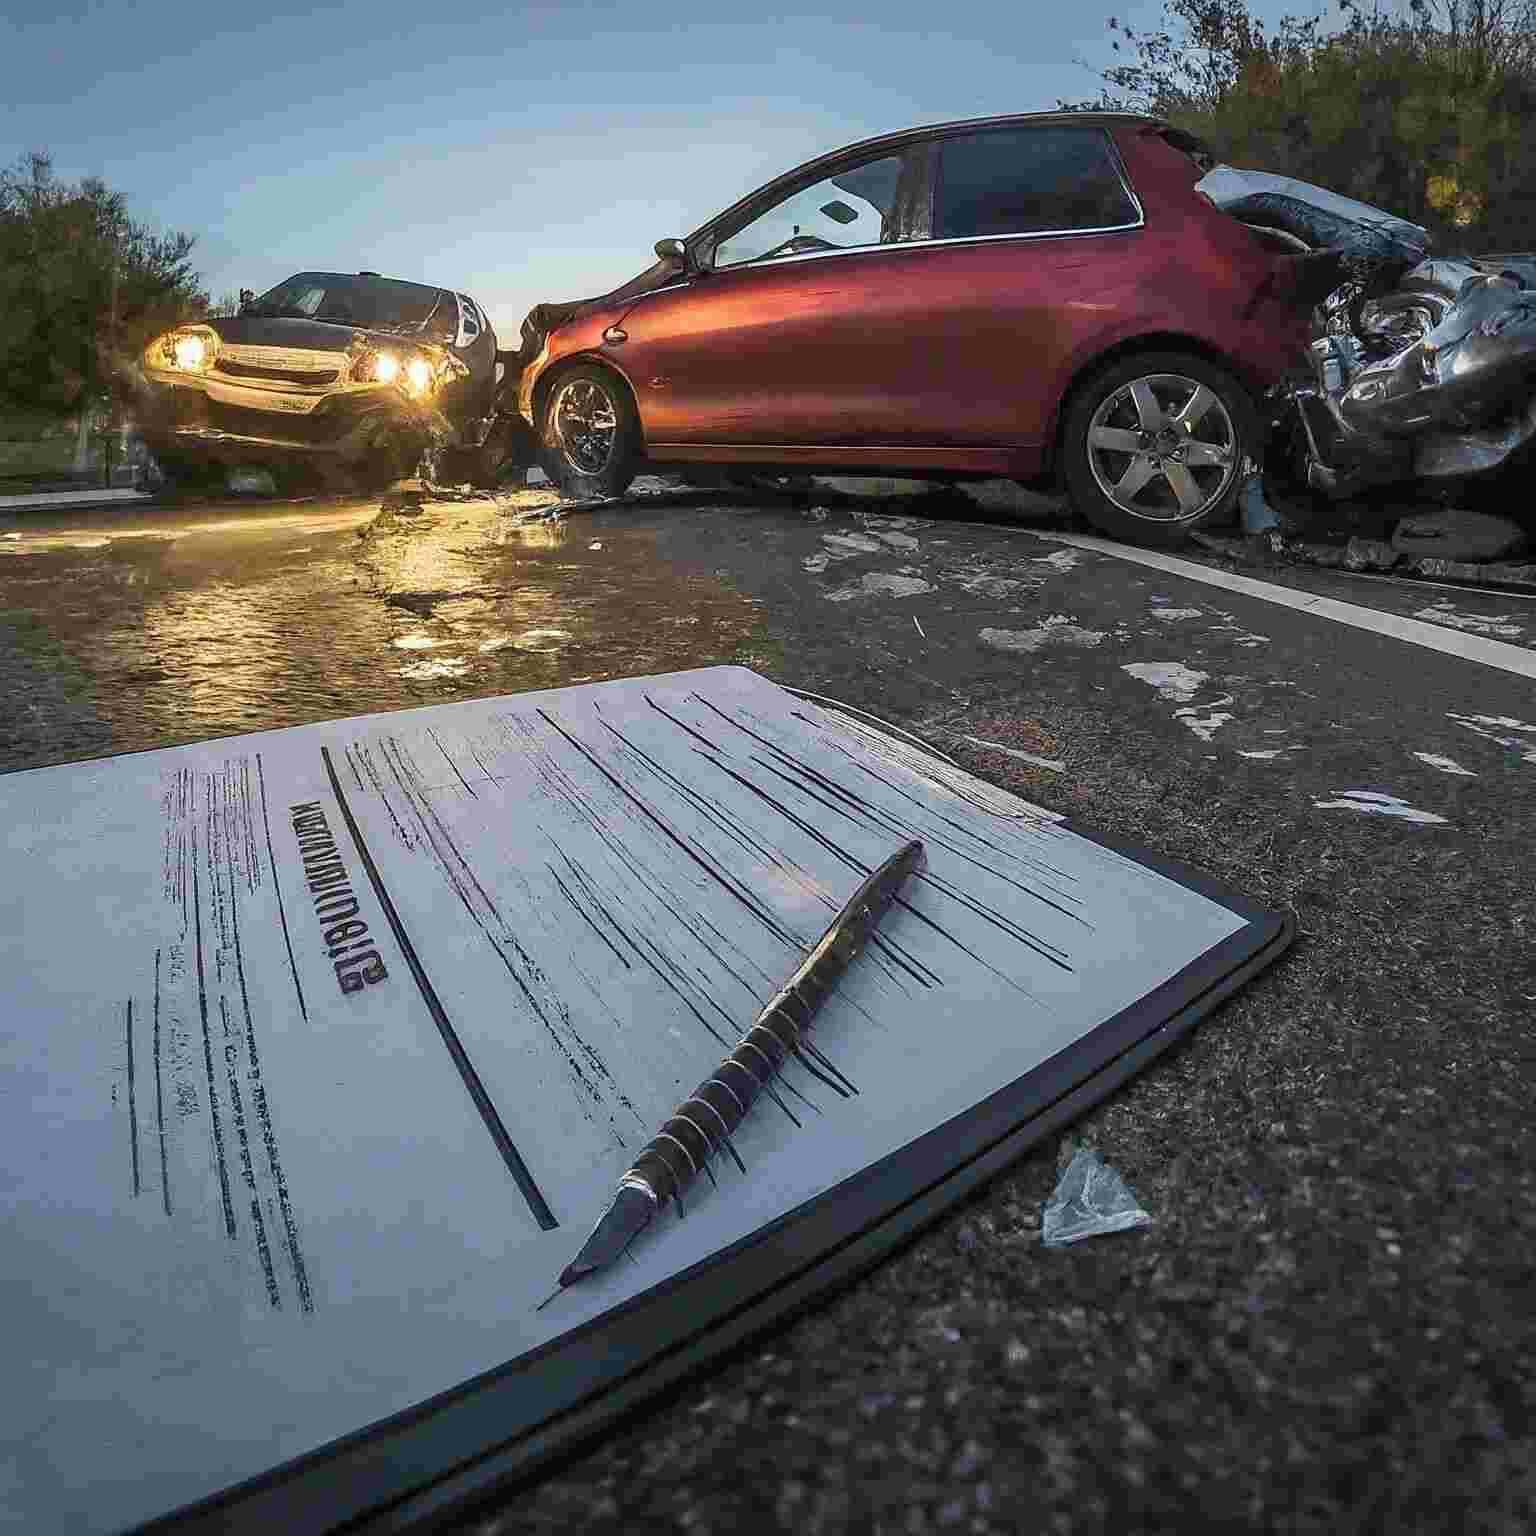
1061, 351, 1258, 547
537, 365, 639, 501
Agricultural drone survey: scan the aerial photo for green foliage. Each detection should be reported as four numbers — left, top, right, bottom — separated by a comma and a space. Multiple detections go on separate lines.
1061, 0, 1536, 253
0, 151, 208, 415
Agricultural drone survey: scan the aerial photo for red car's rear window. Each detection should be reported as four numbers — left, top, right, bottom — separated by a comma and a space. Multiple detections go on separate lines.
933, 125, 1139, 239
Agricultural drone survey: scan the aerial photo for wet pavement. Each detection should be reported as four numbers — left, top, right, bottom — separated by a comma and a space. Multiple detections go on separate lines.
4, 482, 1535, 1533
0, 483, 771, 774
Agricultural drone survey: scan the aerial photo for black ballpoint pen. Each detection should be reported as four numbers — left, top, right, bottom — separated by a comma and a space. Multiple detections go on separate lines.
541, 838, 924, 1304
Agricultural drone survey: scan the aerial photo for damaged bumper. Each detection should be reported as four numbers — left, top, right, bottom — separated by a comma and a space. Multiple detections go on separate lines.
130, 365, 460, 467
1199, 168, 1536, 502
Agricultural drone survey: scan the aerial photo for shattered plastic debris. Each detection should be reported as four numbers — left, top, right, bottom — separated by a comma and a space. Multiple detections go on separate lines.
588, 541, 603, 551
505, 502, 563, 525
1028, 548, 1082, 572
979, 616, 1106, 653
397, 657, 469, 680
1173, 699, 1236, 742
1313, 790, 1448, 824
1412, 752, 1477, 776
513, 628, 573, 652
821, 532, 886, 556
824, 573, 934, 602
1042, 1144, 1154, 1247
1122, 662, 1209, 702
1150, 607, 1203, 621
1446, 712, 1536, 760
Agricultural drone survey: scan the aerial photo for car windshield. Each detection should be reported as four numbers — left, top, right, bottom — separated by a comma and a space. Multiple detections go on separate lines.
246, 273, 450, 334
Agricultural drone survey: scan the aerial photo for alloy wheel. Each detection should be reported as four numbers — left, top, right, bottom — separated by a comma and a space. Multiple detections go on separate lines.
551, 377, 619, 476
1085, 373, 1240, 523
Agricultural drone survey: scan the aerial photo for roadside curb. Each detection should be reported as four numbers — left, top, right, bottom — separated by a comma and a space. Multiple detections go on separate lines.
0, 488, 160, 514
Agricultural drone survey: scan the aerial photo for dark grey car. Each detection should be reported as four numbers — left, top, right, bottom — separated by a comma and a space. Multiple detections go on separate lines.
133, 271, 518, 489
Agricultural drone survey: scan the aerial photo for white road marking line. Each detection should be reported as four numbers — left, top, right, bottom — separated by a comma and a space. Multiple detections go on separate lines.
1033, 532, 1536, 680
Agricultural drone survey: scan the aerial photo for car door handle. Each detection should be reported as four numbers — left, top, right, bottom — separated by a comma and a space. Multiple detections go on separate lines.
602, 326, 627, 344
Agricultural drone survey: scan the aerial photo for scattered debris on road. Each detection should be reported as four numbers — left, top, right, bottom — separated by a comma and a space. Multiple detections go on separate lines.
1042, 1143, 1155, 1247
1412, 752, 1477, 776
1312, 790, 1449, 824
1391, 507, 1527, 563
1446, 711, 1536, 760
824, 572, 934, 602
979, 616, 1107, 653
1192, 525, 1536, 591
1121, 662, 1210, 703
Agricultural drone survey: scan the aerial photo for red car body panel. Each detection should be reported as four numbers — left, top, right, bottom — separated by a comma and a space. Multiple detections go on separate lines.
519, 113, 1313, 480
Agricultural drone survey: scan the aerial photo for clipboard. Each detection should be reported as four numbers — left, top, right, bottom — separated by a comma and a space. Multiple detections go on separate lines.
0, 666, 1290, 1532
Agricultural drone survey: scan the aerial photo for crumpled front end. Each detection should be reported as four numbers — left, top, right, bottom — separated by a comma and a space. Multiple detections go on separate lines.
1199, 168, 1536, 501
131, 322, 468, 474
1337, 265, 1536, 436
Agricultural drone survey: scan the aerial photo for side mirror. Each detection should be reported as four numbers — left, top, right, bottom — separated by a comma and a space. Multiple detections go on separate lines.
238, 288, 255, 313
654, 238, 687, 262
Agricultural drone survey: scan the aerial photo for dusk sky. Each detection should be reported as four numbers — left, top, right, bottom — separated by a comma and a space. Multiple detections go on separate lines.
5, 0, 1334, 342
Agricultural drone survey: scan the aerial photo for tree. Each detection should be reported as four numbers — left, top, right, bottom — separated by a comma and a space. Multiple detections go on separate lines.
0, 151, 208, 418
1059, 0, 1536, 253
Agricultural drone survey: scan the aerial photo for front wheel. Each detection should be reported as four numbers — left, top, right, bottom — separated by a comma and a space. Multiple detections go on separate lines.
1061, 352, 1257, 547
538, 366, 638, 500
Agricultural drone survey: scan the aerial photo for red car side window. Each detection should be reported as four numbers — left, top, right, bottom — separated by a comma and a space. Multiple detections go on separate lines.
933, 125, 1138, 240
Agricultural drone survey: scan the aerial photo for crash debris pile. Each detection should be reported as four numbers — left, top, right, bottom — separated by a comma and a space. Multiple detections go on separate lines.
1199, 168, 1536, 518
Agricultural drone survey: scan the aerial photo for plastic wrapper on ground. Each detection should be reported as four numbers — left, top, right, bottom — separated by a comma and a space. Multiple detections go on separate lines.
1041, 1144, 1155, 1247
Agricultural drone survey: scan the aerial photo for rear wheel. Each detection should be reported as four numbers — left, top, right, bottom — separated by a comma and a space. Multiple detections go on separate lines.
1061, 351, 1257, 546
538, 366, 638, 500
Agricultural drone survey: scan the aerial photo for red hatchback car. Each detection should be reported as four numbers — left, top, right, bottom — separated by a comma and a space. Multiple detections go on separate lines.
513, 112, 1313, 544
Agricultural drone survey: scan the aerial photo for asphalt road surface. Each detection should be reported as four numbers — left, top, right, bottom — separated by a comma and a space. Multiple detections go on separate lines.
4, 482, 1533, 1534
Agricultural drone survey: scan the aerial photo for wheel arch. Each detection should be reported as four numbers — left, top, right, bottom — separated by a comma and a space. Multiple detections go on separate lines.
1044, 332, 1267, 485
530, 353, 645, 444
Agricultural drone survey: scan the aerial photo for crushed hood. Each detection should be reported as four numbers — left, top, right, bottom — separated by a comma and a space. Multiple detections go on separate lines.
1198, 165, 1430, 267
206, 314, 441, 354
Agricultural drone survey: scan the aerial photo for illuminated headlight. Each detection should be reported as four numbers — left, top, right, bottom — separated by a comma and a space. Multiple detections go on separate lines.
147, 326, 218, 373
405, 357, 433, 395
355, 346, 466, 396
